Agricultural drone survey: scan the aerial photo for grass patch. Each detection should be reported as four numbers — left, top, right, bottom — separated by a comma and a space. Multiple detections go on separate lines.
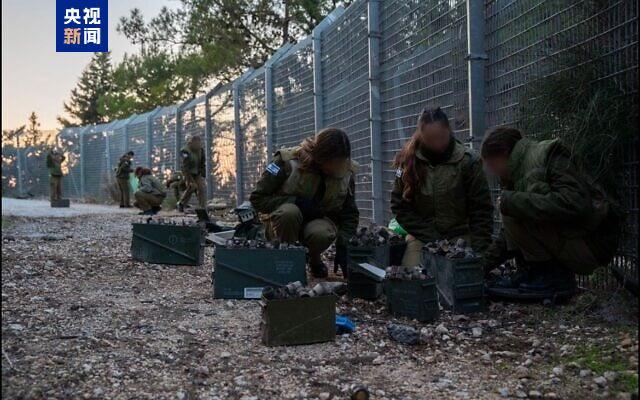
1, 217, 12, 229
568, 343, 638, 394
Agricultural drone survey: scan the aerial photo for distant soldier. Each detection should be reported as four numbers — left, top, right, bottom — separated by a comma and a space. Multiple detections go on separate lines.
46, 149, 65, 202
165, 171, 187, 202
177, 134, 206, 212
116, 151, 135, 208
133, 167, 167, 215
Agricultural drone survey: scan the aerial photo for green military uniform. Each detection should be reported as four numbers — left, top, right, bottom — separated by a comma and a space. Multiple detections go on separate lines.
178, 146, 206, 209
134, 174, 167, 212
485, 138, 619, 275
166, 172, 187, 200
390, 139, 493, 266
46, 150, 65, 202
249, 147, 359, 263
115, 154, 133, 207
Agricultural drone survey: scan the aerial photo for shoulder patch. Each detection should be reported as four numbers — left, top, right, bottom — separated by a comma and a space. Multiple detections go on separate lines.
395, 168, 403, 178
266, 162, 281, 176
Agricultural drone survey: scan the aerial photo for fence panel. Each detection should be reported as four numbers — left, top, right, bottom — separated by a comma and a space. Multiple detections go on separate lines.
151, 105, 178, 180
272, 38, 316, 149
82, 123, 112, 199
485, 0, 639, 289
59, 127, 83, 198
379, 0, 469, 223
209, 83, 237, 206
321, 0, 373, 221
2, 145, 19, 197
238, 68, 267, 202
109, 118, 129, 173
127, 112, 151, 171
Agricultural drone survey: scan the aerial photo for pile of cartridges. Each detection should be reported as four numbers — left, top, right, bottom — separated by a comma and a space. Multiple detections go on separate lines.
223, 237, 305, 250
424, 238, 477, 259
385, 265, 428, 281
262, 281, 346, 300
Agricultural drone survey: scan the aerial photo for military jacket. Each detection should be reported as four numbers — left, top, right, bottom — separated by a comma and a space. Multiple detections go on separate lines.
181, 146, 206, 177
390, 139, 493, 252
46, 152, 65, 177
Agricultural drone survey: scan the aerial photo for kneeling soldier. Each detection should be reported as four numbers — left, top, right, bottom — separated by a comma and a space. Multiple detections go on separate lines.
249, 128, 359, 278
482, 127, 620, 299
133, 167, 167, 215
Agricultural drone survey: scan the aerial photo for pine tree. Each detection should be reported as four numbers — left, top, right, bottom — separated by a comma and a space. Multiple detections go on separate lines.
58, 52, 114, 127
24, 112, 42, 147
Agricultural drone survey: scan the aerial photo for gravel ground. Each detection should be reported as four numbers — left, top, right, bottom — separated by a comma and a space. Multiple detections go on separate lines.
1, 198, 137, 218
2, 213, 638, 400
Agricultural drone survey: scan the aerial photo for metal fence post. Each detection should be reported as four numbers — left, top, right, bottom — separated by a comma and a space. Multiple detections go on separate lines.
466, 0, 487, 148
265, 43, 293, 158
312, 7, 345, 133
147, 107, 161, 169
79, 126, 91, 197
105, 130, 112, 174
204, 85, 221, 200
233, 70, 253, 205
124, 115, 134, 153
368, 0, 383, 225
175, 101, 188, 171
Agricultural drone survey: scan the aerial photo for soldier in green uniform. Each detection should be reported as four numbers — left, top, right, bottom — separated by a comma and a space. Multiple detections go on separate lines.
481, 127, 620, 299
133, 167, 167, 215
46, 148, 65, 202
391, 107, 493, 266
177, 134, 206, 212
165, 171, 187, 202
250, 128, 359, 278
115, 151, 134, 208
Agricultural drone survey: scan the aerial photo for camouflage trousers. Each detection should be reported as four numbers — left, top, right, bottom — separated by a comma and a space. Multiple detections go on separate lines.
117, 178, 130, 206
401, 236, 424, 267
265, 203, 336, 264
50, 176, 62, 201
503, 215, 600, 275
134, 191, 164, 212
179, 175, 206, 209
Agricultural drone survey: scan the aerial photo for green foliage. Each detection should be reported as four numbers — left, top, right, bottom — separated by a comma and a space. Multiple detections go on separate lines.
58, 52, 114, 127
568, 344, 638, 394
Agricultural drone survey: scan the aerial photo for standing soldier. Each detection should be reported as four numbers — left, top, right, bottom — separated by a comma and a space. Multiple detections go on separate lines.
46, 148, 65, 202
177, 134, 206, 212
165, 171, 187, 203
116, 151, 134, 208
133, 167, 167, 215
249, 128, 359, 278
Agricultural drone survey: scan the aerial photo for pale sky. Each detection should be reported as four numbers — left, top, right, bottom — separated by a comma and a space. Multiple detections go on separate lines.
2, 0, 177, 131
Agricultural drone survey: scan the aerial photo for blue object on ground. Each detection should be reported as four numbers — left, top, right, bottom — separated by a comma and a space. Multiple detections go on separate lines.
335, 315, 356, 334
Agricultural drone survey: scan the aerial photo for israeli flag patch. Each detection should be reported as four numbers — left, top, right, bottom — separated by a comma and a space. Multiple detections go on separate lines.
395, 168, 403, 178
266, 162, 280, 175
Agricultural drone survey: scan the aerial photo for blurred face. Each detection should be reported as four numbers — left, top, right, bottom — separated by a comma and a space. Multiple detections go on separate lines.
482, 153, 510, 180
320, 157, 349, 177
189, 137, 202, 149
419, 121, 451, 154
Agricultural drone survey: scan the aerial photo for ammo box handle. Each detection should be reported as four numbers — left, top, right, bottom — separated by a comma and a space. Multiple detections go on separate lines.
217, 262, 286, 287
133, 232, 198, 262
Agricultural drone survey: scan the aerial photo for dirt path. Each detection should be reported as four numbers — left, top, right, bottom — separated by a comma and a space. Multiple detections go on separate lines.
1, 214, 638, 399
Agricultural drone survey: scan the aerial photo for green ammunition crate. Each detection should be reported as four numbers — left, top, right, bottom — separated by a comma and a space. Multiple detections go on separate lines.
131, 223, 205, 265
383, 277, 439, 322
389, 242, 407, 266
50, 199, 70, 208
432, 254, 485, 314
261, 295, 336, 346
347, 244, 390, 267
213, 247, 307, 299
420, 247, 437, 275
348, 262, 385, 300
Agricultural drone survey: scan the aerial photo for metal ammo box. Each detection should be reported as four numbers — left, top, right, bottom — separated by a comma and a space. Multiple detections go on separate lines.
348, 262, 386, 300
430, 253, 485, 314
50, 199, 70, 208
131, 223, 205, 266
213, 247, 307, 299
383, 277, 439, 322
261, 295, 336, 346
347, 243, 390, 267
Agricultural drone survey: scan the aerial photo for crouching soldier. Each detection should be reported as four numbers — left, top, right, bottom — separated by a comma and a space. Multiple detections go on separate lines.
165, 171, 187, 202
133, 167, 167, 215
391, 107, 493, 266
249, 128, 359, 278
46, 149, 66, 202
481, 127, 620, 300
177, 134, 206, 212
116, 151, 134, 208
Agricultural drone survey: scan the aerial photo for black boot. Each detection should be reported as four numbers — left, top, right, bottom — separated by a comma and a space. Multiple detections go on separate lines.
310, 261, 329, 279
518, 265, 576, 296
177, 202, 184, 213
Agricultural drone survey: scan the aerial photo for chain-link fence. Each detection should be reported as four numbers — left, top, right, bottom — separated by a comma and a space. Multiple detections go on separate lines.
2, 0, 637, 290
